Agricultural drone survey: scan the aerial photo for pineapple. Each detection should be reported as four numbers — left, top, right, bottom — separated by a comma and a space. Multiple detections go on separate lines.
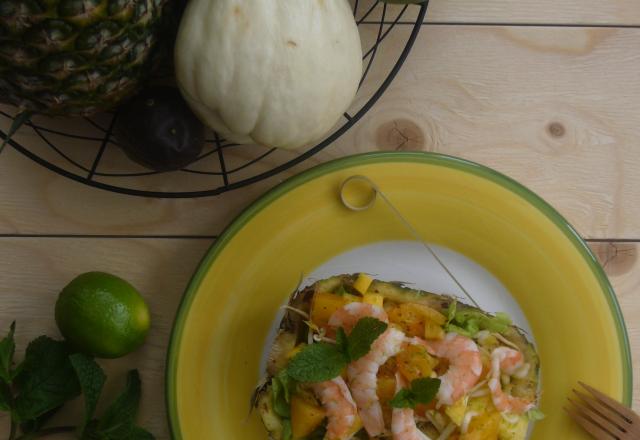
0, 0, 169, 116
253, 275, 540, 440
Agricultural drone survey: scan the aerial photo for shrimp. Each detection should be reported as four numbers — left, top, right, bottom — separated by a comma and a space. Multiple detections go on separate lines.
328, 302, 401, 437
420, 333, 483, 405
488, 347, 535, 414
391, 373, 433, 440
348, 327, 406, 437
313, 377, 359, 440
328, 302, 389, 332
493, 346, 530, 378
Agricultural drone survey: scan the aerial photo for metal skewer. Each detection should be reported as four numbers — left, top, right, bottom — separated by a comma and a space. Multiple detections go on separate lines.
339, 175, 480, 308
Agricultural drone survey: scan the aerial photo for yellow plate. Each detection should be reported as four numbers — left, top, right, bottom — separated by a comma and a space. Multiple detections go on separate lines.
166, 152, 631, 439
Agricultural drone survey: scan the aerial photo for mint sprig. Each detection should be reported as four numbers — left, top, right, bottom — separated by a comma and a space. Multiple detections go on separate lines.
286, 343, 347, 383
13, 336, 81, 422
0, 322, 154, 440
286, 317, 388, 383
89, 370, 152, 439
389, 378, 441, 409
0, 322, 16, 382
345, 317, 389, 361
70, 353, 106, 435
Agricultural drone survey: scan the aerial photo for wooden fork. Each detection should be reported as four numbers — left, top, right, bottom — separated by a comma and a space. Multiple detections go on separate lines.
565, 381, 640, 439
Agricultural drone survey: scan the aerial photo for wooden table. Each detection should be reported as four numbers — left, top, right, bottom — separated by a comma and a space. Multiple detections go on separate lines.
1, 1, 639, 438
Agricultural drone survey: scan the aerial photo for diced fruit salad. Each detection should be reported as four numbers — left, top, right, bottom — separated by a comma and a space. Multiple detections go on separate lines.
255, 274, 542, 440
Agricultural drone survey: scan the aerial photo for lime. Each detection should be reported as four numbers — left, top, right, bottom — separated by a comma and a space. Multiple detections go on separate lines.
55, 272, 151, 358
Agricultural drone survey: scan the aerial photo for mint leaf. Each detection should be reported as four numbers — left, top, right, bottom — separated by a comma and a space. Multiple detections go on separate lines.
335, 327, 348, 355
286, 343, 346, 383
0, 382, 10, 411
128, 426, 155, 439
410, 378, 441, 404
0, 322, 16, 383
13, 336, 80, 422
389, 388, 415, 408
91, 370, 154, 439
96, 370, 142, 438
287, 318, 387, 383
347, 317, 387, 361
70, 353, 106, 435
389, 378, 440, 409
20, 407, 62, 435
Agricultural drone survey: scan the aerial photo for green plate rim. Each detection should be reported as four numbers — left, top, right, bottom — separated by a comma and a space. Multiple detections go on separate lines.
165, 151, 632, 439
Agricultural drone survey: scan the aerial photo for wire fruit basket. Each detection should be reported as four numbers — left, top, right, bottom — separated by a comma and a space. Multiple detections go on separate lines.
0, 1, 429, 198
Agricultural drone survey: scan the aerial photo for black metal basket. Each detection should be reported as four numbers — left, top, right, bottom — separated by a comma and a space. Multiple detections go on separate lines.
0, 1, 428, 198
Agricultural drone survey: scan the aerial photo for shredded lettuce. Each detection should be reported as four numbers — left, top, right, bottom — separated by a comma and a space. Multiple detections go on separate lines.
334, 284, 349, 296
446, 300, 457, 325
494, 312, 513, 326
282, 419, 293, 440
271, 379, 289, 418
271, 370, 295, 418
445, 303, 513, 337
527, 408, 546, 421
446, 323, 473, 338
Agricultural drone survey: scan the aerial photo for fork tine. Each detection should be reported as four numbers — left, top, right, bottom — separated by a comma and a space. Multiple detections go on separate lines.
568, 397, 624, 438
579, 381, 640, 423
565, 406, 618, 439
573, 389, 631, 430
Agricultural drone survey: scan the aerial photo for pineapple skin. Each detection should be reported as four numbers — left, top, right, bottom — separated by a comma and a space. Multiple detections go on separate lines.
0, 0, 169, 116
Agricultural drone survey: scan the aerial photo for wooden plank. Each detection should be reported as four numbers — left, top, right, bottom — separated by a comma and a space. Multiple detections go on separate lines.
1, 26, 640, 238
429, 0, 640, 25
0, 237, 637, 440
362, 0, 640, 26
589, 241, 640, 411
331, 25, 640, 240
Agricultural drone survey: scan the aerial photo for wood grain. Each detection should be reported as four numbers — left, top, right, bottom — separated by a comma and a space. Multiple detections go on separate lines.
363, 0, 640, 26
0, 238, 636, 439
589, 241, 640, 411
2, 26, 640, 238
426, 0, 640, 25
324, 25, 640, 239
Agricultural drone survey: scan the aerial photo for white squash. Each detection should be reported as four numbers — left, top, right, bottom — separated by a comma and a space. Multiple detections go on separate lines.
174, 0, 363, 150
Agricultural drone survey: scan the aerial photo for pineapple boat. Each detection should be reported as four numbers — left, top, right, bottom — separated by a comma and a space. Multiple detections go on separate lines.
255, 274, 542, 440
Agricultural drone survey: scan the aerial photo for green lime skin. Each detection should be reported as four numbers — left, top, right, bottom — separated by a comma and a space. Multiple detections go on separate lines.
55, 272, 151, 358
